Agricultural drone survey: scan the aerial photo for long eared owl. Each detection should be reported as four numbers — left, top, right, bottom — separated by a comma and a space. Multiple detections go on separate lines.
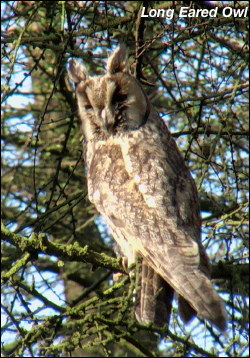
68, 45, 227, 331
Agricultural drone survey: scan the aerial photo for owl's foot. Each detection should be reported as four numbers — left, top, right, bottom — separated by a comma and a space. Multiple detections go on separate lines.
113, 257, 128, 282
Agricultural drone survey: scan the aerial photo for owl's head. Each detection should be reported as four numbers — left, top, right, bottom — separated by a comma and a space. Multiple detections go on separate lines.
68, 45, 150, 141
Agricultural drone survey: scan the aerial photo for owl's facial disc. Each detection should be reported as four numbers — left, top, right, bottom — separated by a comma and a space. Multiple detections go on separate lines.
75, 71, 150, 140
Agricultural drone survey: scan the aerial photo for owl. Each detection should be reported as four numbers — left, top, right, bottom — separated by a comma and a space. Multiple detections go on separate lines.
68, 45, 227, 331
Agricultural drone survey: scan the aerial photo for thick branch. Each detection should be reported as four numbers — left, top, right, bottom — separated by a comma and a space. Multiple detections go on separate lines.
2, 223, 247, 284
1, 223, 123, 274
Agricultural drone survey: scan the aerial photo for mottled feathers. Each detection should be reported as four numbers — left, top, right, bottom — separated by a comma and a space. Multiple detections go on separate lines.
68, 45, 227, 331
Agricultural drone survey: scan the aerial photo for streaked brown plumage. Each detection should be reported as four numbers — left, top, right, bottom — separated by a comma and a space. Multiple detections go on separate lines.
68, 45, 227, 331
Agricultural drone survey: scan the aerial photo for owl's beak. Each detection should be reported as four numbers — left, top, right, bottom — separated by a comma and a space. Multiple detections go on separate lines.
101, 108, 115, 132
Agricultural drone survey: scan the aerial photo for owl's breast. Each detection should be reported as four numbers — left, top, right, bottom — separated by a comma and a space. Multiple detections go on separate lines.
86, 140, 131, 210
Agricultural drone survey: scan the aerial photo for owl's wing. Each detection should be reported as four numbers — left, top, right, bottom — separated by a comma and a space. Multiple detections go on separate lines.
88, 121, 227, 330
105, 212, 226, 331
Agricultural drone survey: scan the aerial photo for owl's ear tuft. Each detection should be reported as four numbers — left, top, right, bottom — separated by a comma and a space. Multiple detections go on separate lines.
68, 59, 88, 84
107, 44, 128, 74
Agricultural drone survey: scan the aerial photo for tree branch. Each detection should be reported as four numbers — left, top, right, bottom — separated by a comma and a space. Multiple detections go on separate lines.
1, 222, 123, 274
2, 223, 247, 284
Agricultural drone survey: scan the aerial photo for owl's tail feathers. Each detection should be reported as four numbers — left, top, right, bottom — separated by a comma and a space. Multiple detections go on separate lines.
135, 262, 174, 327
178, 295, 197, 323
179, 270, 228, 332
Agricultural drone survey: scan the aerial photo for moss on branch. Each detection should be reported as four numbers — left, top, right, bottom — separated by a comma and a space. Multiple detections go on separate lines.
1, 222, 123, 274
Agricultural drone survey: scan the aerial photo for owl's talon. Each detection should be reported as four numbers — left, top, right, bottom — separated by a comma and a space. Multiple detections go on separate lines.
113, 256, 128, 282
113, 272, 124, 282
121, 256, 128, 271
